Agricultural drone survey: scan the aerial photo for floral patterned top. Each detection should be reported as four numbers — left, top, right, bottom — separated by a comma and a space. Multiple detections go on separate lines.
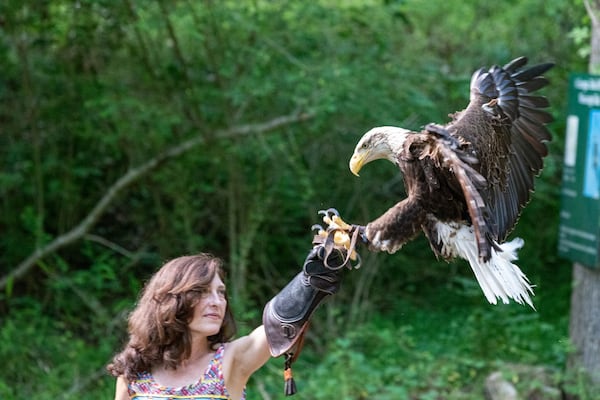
128, 344, 245, 400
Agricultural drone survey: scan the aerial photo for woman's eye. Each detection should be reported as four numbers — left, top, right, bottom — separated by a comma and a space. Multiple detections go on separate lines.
194, 288, 226, 299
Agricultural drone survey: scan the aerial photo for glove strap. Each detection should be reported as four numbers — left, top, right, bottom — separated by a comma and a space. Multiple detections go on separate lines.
284, 350, 298, 396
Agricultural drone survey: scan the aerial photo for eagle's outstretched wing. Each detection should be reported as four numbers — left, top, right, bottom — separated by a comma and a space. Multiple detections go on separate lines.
447, 57, 554, 243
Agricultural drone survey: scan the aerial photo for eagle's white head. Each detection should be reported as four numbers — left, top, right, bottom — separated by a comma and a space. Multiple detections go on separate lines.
349, 126, 411, 176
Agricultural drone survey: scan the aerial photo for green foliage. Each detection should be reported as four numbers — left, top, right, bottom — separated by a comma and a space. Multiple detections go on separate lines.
0, 0, 594, 398
0, 305, 117, 399
247, 292, 581, 400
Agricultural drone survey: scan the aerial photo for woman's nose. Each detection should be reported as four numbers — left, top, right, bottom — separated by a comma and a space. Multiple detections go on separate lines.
207, 290, 224, 304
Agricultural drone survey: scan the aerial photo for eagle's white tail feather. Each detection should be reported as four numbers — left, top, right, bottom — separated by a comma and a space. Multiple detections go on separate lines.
436, 222, 535, 308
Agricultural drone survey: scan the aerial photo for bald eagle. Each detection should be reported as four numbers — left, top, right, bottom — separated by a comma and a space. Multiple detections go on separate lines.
349, 57, 553, 307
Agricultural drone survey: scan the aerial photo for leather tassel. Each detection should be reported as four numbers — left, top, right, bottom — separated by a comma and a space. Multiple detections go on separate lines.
284, 353, 297, 396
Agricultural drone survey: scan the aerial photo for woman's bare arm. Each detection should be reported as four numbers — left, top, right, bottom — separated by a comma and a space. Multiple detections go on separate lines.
228, 325, 271, 379
114, 376, 130, 400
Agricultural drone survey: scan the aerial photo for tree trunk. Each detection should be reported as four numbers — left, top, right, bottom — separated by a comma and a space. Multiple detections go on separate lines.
568, 263, 600, 385
568, 0, 600, 388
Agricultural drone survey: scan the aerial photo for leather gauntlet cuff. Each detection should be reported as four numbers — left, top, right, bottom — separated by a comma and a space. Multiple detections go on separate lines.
262, 245, 345, 357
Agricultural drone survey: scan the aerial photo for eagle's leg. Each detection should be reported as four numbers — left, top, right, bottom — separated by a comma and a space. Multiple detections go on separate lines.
366, 197, 426, 254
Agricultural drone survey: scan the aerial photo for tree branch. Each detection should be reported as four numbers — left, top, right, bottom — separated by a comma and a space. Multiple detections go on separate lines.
1, 112, 313, 290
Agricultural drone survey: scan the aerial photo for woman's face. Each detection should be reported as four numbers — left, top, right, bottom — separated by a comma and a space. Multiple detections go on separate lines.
188, 273, 227, 338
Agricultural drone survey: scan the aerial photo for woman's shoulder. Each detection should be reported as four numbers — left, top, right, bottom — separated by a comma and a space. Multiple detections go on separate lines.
222, 326, 270, 379
221, 336, 243, 358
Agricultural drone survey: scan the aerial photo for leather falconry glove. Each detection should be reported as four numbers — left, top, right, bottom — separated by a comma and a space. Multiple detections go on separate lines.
262, 238, 352, 396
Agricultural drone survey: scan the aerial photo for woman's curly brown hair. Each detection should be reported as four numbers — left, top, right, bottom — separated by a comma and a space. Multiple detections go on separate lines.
107, 253, 237, 382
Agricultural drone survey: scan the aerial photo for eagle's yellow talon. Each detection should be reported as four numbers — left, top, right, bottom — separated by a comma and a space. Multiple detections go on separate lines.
315, 208, 361, 268
331, 215, 352, 231
333, 231, 349, 246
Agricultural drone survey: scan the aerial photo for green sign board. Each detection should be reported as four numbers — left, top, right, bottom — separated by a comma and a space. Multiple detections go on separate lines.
558, 73, 600, 268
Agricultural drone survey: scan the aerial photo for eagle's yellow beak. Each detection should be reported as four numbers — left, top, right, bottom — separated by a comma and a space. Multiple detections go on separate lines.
349, 151, 367, 177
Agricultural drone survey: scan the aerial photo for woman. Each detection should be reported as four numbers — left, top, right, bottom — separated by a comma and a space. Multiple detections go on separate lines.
108, 242, 349, 400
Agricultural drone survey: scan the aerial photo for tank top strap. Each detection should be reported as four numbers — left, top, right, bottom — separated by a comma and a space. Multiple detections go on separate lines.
203, 343, 226, 381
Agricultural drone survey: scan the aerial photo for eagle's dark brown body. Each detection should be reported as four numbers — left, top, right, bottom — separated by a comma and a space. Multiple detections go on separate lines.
381, 134, 470, 249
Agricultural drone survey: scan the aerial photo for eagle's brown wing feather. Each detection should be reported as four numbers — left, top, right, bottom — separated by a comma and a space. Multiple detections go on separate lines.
416, 130, 491, 259
446, 57, 553, 242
